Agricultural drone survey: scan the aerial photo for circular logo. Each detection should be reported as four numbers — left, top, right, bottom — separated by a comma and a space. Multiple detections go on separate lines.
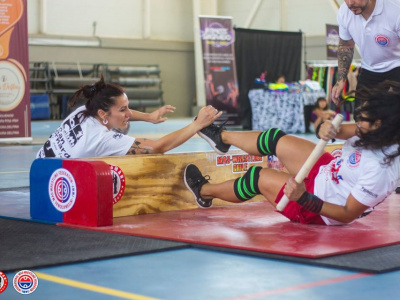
347, 151, 362, 168
375, 35, 390, 47
110, 165, 125, 204
48, 168, 77, 212
13, 270, 38, 295
331, 148, 342, 159
0, 60, 25, 111
0, 271, 8, 294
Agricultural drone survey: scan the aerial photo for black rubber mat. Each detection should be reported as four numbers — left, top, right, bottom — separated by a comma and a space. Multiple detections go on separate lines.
2, 216, 398, 274
195, 243, 400, 273
0, 217, 188, 272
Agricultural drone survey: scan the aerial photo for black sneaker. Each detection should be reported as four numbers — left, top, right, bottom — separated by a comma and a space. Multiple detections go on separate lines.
396, 186, 400, 194
198, 122, 231, 155
184, 164, 213, 208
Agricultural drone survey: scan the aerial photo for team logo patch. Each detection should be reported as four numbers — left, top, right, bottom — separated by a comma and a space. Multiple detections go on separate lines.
0, 271, 8, 294
330, 148, 342, 159
347, 151, 362, 168
13, 270, 38, 295
330, 158, 343, 184
48, 168, 77, 212
110, 165, 126, 204
375, 35, 390, 47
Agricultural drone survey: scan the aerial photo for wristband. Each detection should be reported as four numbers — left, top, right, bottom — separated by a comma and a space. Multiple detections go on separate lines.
297, 192, 324, 213
315, 121, 324, 139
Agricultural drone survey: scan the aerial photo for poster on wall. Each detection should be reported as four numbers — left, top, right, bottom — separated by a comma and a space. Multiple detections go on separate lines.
0, 0, 31, 143
199, 16, 240, 126
326, 24, 339, 60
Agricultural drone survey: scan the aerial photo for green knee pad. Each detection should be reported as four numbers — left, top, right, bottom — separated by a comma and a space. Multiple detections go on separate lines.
257, 128, 286, 156
234, 166, 262, 201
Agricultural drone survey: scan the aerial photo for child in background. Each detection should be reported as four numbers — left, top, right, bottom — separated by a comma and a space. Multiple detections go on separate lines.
311, 97, 336, 131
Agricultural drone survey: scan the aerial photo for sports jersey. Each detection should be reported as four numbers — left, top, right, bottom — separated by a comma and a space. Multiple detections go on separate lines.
314, 136, 400, 225
36, 106, 135, 158
337, 0, 400, 72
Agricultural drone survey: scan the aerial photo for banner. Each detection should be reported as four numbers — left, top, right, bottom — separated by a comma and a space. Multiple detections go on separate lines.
326, 24, 339, 60
199, 16, 240, 126
0, 0, 31, 143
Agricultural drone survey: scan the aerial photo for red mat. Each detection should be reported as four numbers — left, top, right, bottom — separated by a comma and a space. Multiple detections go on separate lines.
61, 193, 400, 258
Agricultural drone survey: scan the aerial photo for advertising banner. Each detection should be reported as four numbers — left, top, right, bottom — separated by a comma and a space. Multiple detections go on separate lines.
326, 24, 339, 60
199, 16, 240, 126
0, 0, 31, 143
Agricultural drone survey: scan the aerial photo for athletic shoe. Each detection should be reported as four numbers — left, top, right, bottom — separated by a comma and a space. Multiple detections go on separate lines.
184, 164, 213, 208
396, 186, 400, 194
198, 122, 231, 155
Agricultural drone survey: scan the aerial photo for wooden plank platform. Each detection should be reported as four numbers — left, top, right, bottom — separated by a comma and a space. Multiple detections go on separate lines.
87, 143, 343, 218
92, 150, 267, 217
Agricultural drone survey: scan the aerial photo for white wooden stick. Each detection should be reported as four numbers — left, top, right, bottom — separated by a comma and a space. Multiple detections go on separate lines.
276, 114, 344, 212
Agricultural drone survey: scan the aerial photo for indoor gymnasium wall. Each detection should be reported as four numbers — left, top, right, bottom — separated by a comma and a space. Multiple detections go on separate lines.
26, 0, 345, 117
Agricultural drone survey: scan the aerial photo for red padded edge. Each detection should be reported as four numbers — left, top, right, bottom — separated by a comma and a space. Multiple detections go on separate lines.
63, 160, 113, 227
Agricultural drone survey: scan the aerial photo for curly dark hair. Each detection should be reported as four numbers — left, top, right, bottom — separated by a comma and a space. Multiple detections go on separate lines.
352, 80, 400, 165
68, 73, 125, 118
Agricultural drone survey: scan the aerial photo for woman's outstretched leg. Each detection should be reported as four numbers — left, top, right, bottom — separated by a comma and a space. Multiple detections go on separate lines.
219, 130, 322, 176
184, 164, 290, 208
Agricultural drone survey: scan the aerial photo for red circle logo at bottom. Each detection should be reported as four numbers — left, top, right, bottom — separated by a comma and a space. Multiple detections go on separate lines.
0, 271, 8, 294
13, 270, 38, 294
110, 165, 126, 204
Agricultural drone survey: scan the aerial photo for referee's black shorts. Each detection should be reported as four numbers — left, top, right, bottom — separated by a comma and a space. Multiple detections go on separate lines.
355, 66, 400, 109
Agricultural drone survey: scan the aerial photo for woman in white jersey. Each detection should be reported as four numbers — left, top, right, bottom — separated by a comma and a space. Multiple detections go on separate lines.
184, 80, 400, 225
37, 75, 222, 159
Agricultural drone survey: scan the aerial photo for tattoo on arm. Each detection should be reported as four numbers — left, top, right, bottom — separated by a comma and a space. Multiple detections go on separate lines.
337, 39, 354, 82
127, 140, 151, 155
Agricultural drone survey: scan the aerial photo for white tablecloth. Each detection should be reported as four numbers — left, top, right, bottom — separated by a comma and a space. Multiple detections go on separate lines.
249, 89, 326, 133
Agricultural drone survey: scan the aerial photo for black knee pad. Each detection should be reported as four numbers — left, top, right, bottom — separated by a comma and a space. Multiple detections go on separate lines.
257, 128, 286, 156
234, 166, 262, 201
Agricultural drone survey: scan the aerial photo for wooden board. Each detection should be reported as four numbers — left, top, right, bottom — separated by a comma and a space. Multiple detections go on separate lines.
88, 144, 343, 218
92, 150, 267, 217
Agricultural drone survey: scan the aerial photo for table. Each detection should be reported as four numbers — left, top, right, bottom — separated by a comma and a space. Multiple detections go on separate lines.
249, 88, 326, 133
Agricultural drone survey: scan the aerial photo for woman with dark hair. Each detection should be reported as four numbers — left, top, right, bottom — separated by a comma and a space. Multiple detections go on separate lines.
185, 80, 400, 225
310, 97, 337, 131
37, 75, 222, 158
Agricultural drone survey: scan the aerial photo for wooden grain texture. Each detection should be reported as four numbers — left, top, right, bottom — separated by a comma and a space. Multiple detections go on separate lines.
92, 151, 264, 217
83, 143, 343, 218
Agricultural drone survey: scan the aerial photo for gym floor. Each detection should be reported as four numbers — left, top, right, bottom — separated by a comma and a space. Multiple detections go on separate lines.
1, 119, 399, 300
